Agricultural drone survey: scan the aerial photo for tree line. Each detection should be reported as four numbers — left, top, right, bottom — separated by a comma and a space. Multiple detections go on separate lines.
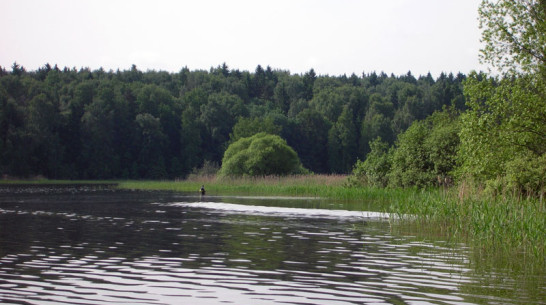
0, 62, 466, 179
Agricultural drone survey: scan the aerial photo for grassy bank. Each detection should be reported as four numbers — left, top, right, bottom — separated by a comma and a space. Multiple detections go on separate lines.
117, 175, 423, 203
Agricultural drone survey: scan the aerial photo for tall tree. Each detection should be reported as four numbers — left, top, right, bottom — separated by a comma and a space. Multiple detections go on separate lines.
80, 83, 120, 178
328, 106, 358, 173
135, 113, 167, 179
294, 109, 331, 173
303, 69, 317, 100
459, 0, 546, 195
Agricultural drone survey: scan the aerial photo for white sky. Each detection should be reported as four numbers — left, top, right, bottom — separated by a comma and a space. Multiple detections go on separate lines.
1, 0, 483, 77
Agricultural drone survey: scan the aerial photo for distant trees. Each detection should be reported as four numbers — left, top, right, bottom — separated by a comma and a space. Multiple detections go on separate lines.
229, 117, 282, 143
0, 61, 467, 180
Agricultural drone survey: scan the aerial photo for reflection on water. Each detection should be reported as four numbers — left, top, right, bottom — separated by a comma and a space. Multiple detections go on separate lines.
171, 201, 390, 219
0, 185, 544, 305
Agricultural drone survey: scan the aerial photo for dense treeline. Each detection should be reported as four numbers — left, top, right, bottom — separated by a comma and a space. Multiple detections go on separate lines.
0, 62, 466, 179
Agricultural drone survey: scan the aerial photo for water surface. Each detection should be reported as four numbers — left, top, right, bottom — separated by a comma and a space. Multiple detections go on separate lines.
0, 185, 543, 304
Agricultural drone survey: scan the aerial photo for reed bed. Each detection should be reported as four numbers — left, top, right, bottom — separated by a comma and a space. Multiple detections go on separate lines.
389, 187, 545, 260
118, 174, 423, 204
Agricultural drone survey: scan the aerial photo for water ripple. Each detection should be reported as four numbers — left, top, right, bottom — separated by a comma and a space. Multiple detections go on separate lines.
1, 190, 543, 305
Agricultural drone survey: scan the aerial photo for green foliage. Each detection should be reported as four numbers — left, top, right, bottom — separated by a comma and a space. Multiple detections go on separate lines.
293, 109, 331, 173
504, 153, 546, 197
229, 116, 282, 142
457, 0, 546, 197
219, 133, 308, 177
388, 119, 435, 187
425, 110, 460, 176
360, 93, 395, 156
395, 109, 460, 188
0, 62, 466, 179
479, 0, 545, 76
459, 72, 546, 195
135, 113, 167, 179
328, 105, 359, 173
349, 137, 391, 187
354, 108, 460, 188
310, 85, 367, 122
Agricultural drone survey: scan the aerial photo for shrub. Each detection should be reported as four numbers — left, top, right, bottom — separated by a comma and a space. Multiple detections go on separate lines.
504, 153, 546, 197
388, 108, 460, 188
349, 137, 391, 187
219, 133, 308, 176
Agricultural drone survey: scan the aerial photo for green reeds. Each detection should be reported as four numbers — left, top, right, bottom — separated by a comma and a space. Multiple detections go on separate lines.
389, 186, 545, 260
117, 175, 422, 203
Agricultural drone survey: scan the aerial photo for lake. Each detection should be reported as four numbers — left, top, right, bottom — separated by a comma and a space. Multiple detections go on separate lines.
0, 185, 544, 304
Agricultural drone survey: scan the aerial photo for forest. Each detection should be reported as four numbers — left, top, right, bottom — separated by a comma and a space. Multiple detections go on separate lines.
0, 62, 466, 180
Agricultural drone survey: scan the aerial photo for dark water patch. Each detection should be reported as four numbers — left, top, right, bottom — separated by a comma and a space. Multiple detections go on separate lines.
0, 183, 118, 194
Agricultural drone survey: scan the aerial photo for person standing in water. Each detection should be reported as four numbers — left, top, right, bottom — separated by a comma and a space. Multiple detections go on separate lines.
200, 185, 206, 195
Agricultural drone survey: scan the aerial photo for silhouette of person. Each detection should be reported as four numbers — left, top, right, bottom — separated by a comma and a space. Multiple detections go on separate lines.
200, 185, 206, 195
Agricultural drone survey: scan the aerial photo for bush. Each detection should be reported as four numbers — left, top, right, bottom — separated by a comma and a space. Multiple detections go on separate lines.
504, 153, 546, 197
219, 133, 308, 176
349, 137, 391, 187
388, 108, 460, 188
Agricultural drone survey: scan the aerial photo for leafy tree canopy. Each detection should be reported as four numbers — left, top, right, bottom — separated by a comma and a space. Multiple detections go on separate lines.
459, 0, 546, 196
479, 0, 545, 76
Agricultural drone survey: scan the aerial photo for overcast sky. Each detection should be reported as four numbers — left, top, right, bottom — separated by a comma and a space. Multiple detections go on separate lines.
1, 0, 483, 77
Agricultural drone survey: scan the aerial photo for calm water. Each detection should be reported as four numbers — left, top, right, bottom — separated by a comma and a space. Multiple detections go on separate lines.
0, 185, 543, 305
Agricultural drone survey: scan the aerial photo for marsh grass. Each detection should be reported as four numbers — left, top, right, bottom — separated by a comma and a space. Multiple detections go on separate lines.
119, 175, 349, 197
118, 175, 422, 204
389, 186, 545, 261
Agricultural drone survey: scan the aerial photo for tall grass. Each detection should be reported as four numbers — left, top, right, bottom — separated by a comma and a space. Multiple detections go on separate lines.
118, 174, 423, 204
120, 175, 349, 197
389, 185, 545, 260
